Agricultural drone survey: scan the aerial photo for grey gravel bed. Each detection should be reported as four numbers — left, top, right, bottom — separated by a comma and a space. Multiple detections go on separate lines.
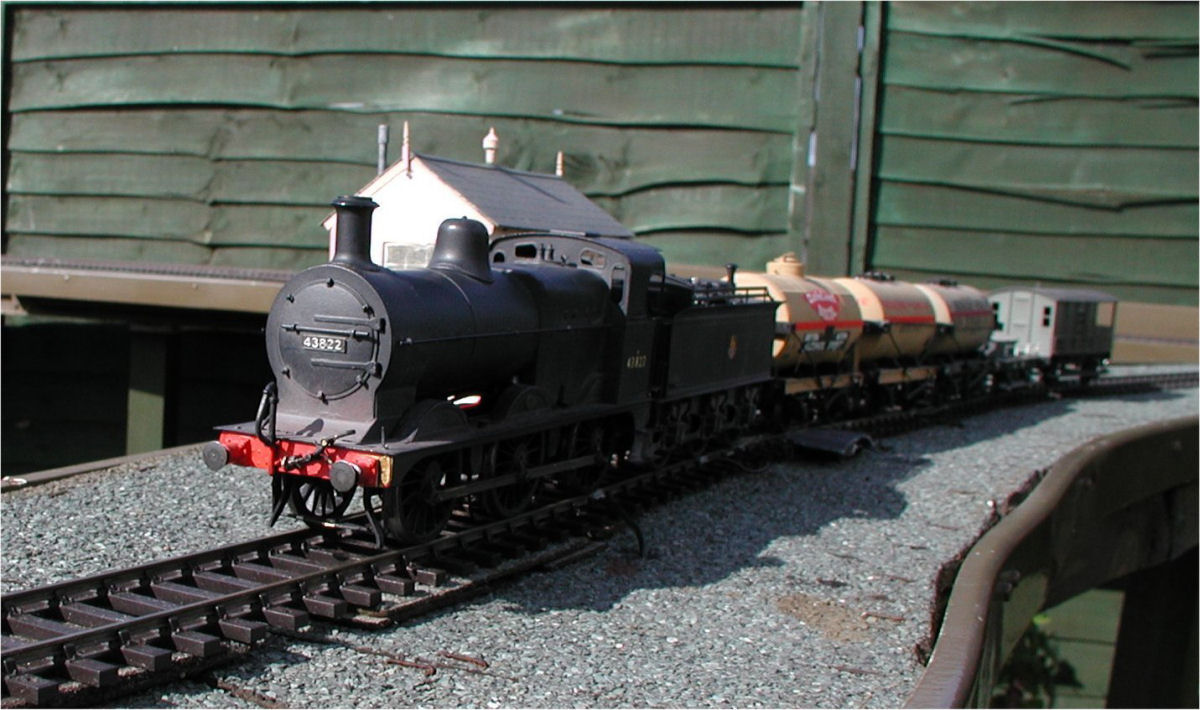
2, 370, 1196, 708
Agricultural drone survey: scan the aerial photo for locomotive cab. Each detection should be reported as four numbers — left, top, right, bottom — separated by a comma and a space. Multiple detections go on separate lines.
490, 233, 667, 406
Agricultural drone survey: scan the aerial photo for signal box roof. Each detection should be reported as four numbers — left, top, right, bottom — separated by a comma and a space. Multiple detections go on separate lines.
417, 154, 633, 238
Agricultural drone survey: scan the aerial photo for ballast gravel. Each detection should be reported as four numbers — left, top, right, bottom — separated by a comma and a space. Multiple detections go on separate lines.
1, 367, 1196, 708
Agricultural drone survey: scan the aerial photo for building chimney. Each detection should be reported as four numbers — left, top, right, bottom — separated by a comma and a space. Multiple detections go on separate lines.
401, 121, 412, 175
483, 127, 499, 165
330, 195, 379, 270
376, 124, 389, 176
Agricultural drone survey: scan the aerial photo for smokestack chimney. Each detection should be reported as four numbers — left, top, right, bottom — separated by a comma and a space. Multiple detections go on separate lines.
330, 195, 379, 270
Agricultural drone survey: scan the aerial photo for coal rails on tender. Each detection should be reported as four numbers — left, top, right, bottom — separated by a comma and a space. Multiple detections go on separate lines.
204, 195, 1116, 548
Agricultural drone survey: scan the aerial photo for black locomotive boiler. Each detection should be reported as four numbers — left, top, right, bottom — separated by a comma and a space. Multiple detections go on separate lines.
204, 196, 778, 544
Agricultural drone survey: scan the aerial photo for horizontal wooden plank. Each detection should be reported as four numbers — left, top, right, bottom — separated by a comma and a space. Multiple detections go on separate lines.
874, 182, 1198, 238
639, 231, 795, 274
1113, 339, 1198, 366
871, 227, 1197, 288
6, 195, 331, 247
597, 184, 789, 235
7, 112, 794, 195
9, 54, 800, 132
11, 7, 802, 67
876, 136, 1198, 207
878, 86, 1199, 148
7, 153, 375, 205
868, 268, 1197, 308
7, 180, 786, 250
884, 31, 1198, 98
888, 2, 1198, 42
212, 204, 338, 247
3, 234, 323, 272
1109, 302, 1199, 344
6, 195, 212, 240
4, 234, 215, 264
204, 246, 324, 272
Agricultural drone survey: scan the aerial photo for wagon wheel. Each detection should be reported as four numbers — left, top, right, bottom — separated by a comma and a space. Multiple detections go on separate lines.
475, 436, 541, 520
288, 477, 355, 525
639, 403, 684, 467
681, 400, 709, 455
706, 392, 740, 446
659, 401, 691, 455
382, 458, 455, 543
736, 386, 762, 429
557, 422, 611, 494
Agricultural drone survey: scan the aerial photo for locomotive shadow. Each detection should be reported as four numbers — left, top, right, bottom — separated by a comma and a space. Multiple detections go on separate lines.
499, 453, 918, 614
493, 390, 1189, 614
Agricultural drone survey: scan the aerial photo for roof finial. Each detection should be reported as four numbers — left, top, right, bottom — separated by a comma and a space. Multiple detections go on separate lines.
483, 127, 499, 165
555, 150, 564, 177
402, 121, 412, 175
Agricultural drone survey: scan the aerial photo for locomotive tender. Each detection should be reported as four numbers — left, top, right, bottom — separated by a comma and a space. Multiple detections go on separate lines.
204, 195, 1114, 545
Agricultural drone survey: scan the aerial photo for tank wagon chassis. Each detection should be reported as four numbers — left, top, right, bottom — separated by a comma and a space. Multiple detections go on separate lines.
204, 195, 1120, 549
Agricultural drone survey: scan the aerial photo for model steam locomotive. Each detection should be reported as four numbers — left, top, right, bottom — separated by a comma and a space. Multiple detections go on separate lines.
203, 196, 1115, 546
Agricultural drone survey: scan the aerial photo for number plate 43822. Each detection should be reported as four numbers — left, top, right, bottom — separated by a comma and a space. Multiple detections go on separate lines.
301, 335, 347, 353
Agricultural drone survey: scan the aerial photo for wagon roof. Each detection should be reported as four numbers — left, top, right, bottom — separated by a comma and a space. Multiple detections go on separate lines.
989, 286, 1118, 303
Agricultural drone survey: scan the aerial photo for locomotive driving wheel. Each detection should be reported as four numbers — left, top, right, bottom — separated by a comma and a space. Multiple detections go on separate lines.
288, 477, 355, 524
475, 436, 541, 520
556, 421, 610, 493
382, 458, 455, 543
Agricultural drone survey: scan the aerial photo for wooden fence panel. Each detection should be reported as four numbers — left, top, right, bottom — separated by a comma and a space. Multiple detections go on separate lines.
869, 2, 1198, 306
3, 6, 804, 271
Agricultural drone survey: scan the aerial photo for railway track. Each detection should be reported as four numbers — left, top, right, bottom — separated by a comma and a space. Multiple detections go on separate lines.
0, 440, 770, 707
2, 368, 1194, 707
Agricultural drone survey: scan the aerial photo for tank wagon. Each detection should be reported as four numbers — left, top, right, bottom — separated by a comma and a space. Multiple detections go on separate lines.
204, 196, 1115, 546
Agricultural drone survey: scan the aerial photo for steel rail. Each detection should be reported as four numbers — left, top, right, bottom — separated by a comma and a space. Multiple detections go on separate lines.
904, 415, 1199, 708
